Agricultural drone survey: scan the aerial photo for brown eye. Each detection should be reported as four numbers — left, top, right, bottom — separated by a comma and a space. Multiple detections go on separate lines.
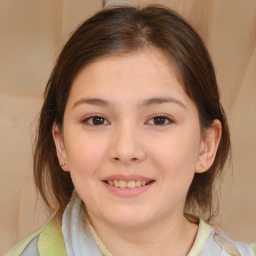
148, 115, 173, 126
82, 116, 109, 126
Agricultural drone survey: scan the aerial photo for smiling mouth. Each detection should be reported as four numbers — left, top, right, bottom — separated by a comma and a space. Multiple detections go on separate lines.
104, 180, 154, 188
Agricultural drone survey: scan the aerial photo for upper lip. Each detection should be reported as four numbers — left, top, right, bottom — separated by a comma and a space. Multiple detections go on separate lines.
103, 174, 154, 182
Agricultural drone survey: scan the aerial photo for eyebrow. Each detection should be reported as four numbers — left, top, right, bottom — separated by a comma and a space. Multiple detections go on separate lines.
72, 97, 187, 109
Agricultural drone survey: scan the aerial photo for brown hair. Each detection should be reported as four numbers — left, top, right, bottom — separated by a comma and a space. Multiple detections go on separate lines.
33, 4, 230, 223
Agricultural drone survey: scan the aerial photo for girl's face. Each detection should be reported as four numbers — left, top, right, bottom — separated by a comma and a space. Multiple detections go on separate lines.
53, 48, 220, 229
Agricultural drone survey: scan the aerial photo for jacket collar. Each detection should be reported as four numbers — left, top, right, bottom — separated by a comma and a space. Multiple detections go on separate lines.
38, 217, 67, 256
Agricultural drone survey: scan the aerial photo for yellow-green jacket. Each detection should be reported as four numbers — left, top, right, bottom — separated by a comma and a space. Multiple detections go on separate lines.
5, 219, 67, 256
5, 217, 256, 256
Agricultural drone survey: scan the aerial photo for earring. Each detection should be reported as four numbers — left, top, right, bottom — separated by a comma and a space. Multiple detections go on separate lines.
61, 162, 66, 166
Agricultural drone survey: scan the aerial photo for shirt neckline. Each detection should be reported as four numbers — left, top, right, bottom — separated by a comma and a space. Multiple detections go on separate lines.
86, 215, 212, 256
187, 218, 212, 256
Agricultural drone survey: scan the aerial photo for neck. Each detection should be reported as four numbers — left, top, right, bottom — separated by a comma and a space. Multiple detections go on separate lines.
87, 212, 199, 256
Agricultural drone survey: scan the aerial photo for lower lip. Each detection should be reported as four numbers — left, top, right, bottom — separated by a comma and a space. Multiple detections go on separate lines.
102, 181, 155, 197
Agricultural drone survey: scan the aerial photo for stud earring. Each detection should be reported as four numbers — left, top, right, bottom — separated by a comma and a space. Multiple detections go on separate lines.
61, 162, 66, 166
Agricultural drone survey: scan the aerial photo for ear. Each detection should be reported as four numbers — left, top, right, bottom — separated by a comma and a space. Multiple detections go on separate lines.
195, 119, 222, 173
52, 121, 69, 172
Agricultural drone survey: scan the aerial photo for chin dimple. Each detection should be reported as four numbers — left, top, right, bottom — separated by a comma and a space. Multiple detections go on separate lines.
105, 180, 152, 188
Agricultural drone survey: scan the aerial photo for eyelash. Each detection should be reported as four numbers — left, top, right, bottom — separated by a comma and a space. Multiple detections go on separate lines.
82, 115, 173, 126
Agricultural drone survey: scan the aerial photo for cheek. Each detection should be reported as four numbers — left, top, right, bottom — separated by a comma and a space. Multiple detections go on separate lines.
64, 131, 107, 177
149, 129, 201, 178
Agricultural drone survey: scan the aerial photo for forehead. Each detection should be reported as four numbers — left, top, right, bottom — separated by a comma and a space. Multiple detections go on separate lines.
67, 48, 189, 107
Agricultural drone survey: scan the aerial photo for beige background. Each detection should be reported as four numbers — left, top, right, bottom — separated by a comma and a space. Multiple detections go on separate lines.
0, 0, 255, 254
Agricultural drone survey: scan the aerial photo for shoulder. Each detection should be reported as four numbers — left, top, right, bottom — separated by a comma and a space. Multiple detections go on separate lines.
190, 217, 256, 256
5, 228, 42, 256
201, 225, 256, 256
252, 243, 256, 256
5, 218, 67, 256
212, 231, 256, 256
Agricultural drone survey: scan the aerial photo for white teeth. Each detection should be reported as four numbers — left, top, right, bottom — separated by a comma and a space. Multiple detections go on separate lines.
114, 180, 119, 187
136, 180, 142, 187
127, 181, 136, 188
119, 180, 126, 188
107, 180, 150, 188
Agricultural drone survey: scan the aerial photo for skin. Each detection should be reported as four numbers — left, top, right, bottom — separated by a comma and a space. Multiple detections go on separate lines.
53, 47, 221, 256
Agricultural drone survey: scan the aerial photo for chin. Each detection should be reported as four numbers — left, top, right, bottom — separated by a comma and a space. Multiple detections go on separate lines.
103, 207, 153, 229
109, 217, 149, 229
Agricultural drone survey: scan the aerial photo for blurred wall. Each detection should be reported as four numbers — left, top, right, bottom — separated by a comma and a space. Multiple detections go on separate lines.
0, 0, 255, 254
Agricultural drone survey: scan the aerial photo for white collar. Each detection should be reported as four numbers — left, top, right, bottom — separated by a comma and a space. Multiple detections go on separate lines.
62, 191, 106, 256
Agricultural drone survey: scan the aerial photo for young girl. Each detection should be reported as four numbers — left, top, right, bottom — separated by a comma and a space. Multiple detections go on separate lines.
6, 4, 256, 256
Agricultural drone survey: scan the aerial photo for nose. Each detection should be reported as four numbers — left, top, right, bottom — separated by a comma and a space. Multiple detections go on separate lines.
108, 122, 146, 165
